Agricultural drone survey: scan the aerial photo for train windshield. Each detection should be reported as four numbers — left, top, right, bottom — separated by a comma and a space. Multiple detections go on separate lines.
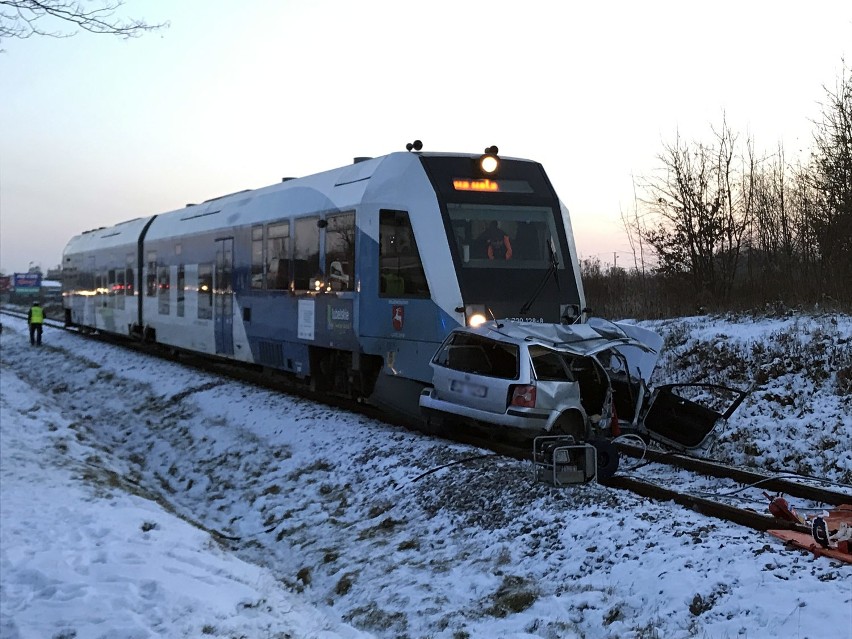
419, 154, 582, 322
446, 204, 565, 269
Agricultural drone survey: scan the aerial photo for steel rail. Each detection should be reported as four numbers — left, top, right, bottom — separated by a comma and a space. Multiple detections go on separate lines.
617, 442, 851, 506
601, 475, 813, 533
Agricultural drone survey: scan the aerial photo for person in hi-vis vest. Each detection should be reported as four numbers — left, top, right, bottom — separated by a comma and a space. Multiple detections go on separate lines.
27, 301, 44, 346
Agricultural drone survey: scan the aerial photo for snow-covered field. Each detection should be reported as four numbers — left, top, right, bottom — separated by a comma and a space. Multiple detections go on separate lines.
1, 312, 850, 639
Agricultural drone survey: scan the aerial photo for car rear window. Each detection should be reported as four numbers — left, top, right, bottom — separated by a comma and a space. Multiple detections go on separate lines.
529, 346, 572, 381
433, 333, 519, 379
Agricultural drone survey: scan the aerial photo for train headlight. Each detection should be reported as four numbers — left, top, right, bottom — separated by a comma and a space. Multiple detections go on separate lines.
461, 303, 489, 327
468, 313, 487, 327
479, 146, 500, 174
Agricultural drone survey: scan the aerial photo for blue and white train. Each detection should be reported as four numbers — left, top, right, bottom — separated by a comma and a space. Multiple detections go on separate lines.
62, 145, 586, 417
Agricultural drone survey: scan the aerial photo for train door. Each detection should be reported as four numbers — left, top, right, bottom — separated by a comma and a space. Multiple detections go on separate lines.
214, 237, 234, 356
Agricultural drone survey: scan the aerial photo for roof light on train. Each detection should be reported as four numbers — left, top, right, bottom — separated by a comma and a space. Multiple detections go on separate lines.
479, 146, 500, 174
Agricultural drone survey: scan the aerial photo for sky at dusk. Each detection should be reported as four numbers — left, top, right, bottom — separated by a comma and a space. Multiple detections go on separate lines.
1, 0, 850, 274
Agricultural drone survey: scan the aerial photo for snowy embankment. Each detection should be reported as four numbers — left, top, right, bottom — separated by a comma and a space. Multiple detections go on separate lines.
0, 312, 850, 639
645, 312, 852, 484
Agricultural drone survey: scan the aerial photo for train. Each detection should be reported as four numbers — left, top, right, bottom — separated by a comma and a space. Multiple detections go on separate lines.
62, 144, 587, 420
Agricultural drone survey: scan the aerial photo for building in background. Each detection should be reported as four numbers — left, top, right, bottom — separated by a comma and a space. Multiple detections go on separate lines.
11, 272, 42, 302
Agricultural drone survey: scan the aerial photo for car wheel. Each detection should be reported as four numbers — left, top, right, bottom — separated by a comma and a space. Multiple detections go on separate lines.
551, 410, 586, 440
591, 438, 619, 480
422, 413, 447, 436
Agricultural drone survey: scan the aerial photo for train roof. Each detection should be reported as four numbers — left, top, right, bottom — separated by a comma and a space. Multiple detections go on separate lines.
170, 149, 536, 212
144, 150, 536, 240
63, 216, 155, 257
64, 149, 540, 250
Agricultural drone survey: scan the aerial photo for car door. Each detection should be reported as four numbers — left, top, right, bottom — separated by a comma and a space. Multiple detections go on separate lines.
642, 383, 750, 450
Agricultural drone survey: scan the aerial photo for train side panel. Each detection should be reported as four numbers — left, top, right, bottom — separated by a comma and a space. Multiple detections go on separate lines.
62, 217, 155, 335
357, 155, 465, 386
139, 161, 377, 371
558, 199, 587, 309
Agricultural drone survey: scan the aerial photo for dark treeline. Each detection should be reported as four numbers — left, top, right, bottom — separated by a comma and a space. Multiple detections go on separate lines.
587, 63, 851, 320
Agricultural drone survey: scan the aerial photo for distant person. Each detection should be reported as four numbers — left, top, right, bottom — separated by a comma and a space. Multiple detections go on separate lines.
478, 220, 513, 260
27, 301, 44, 346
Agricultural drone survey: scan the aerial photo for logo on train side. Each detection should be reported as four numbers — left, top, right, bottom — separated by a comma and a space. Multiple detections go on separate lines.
327, 304, 352, 332
392, 305, 404, 331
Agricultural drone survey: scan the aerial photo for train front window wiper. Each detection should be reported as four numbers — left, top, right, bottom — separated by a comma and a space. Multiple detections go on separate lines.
519, 237, 560, 317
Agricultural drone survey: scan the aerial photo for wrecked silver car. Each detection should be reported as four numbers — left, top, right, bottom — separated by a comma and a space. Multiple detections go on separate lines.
419, 318, 747, 453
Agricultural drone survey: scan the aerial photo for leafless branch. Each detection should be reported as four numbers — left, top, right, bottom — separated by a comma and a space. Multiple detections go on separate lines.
0, 0, 167, 43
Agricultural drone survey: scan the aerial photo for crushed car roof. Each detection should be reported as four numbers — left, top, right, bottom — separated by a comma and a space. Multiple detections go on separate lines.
467, 319, 662, 357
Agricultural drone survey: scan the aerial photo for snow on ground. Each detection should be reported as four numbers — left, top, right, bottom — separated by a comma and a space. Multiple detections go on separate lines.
0, 312, 850, 639
645, 312, 852, 483
0, 341, 371, 639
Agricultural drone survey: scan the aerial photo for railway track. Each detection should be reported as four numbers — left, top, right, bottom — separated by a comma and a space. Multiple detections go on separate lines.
1, 308, 66, 330
496, 436, 850, 535
602, 476, 836, 533
3, 306, 849, 540
616, 443, 851, 506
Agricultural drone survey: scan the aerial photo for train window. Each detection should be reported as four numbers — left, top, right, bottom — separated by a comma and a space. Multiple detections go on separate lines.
176, 264, 185, 317
115, 269, 125, 310
158, 266, 170, 315
379, 210, 430, 298
107, 269, 117, 307
325, 212, 355, 291
266, 222, 290, 291
446, 204, 564, 269
216, 239, 233, 294
293, 217, 319, 290
146, 252, 157, 296
125, 254, 134, 297
198, 264, 213, 319
251, 225, 264, 289
84, 256, 95, 294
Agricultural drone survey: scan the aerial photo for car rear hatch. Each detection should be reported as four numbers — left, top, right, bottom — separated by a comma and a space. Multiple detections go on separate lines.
427, 332, 524, 418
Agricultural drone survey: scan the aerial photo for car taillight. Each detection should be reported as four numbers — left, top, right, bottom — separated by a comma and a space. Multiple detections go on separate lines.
509, 384, 536, 408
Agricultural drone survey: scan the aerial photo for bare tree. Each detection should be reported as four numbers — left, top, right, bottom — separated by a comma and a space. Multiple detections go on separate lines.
746, 144, 798, 282
592, 63, 852, 316
633, 117, 753, 300
0, 0, 166, 42
620, 176, 649, 276
809, 61, 852, 296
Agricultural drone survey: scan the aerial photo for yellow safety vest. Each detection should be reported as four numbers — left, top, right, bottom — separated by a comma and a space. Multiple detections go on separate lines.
29, 306, 44, 324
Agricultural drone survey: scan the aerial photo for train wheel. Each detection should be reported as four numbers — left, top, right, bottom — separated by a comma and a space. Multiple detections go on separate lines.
590, 438, 619, 480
